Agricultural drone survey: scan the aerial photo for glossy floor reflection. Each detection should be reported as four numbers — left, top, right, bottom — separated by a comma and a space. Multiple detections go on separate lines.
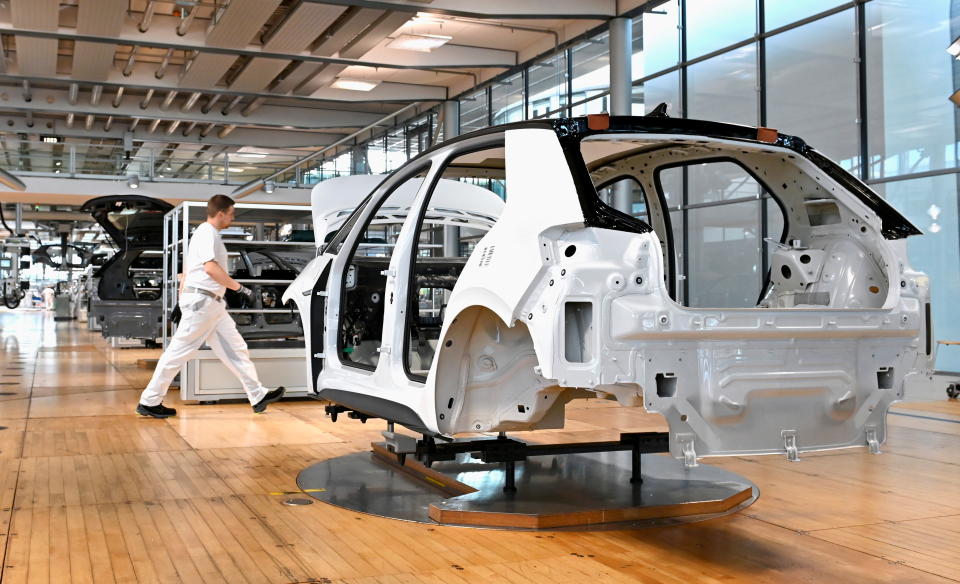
0, 309, 958, 583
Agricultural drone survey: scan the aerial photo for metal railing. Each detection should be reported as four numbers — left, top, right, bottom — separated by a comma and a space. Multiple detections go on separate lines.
0, 139, 352, 188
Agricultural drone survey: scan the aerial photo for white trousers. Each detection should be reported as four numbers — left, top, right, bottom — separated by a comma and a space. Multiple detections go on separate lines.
140, 292, 267, 406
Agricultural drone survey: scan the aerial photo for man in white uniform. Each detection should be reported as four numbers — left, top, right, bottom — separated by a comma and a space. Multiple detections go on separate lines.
137, 194, 285, 418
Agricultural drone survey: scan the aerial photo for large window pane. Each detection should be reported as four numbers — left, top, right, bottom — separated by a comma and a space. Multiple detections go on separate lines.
687, 200, 761, 308
765, 0, 847, 31
491, 72, 524, 124
687, 44, 757, 125
634, 71, 681, 118
635, 0, 680, 77
459, 88, 488, 133
527, 51, 568, 118
571, 31, 610, 116
866, 0, 959, 180
686, 0, 756, 59
877, 175, 960, 371
767, 10, 859, 170
687, 160, 763, 205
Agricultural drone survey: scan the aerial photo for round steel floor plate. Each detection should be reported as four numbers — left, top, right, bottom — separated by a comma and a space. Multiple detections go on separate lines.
297, 449, 757, 530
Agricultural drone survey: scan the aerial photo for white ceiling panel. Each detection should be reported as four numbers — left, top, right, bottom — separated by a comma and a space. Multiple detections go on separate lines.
178, 53, 238, 88
230, 3, 348, 93
72, 0, 127, 81
264, 3, 347, 52
206, 0, 283, 48
11, 0, 58, 77
229, 57, 290, 92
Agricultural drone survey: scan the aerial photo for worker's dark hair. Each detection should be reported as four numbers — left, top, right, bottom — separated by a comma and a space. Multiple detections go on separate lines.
207, 194, 235, 217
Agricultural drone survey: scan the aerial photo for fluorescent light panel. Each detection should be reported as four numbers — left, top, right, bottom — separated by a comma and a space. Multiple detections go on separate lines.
387, 33, 452, 52
331, 78, 381, 92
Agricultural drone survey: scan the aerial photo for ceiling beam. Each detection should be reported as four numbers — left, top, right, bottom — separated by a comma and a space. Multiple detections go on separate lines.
0, 23, 512, 72
302, 0, 617, 19
0, 86, 388, 130
0, 118, 348, 149
0, 68, 448, 104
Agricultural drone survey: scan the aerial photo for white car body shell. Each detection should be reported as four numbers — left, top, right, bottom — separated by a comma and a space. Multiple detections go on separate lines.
285, 118, 934, 464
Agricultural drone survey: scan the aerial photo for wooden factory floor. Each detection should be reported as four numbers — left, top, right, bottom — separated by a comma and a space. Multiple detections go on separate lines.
0, 310, 958, 583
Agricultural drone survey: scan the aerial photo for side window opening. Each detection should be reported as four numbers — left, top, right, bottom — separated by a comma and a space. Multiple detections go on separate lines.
339, 172, 427, 370
597, 176, 651, 224
658, 159, 785, 309
405, 145, 506, 381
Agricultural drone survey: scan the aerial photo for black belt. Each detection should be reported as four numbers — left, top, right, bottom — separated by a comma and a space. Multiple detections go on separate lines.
183, 286, 223, 302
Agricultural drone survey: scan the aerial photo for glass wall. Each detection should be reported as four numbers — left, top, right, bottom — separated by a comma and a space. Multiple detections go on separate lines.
319, 0, 959, 369
766, 9, 859, 170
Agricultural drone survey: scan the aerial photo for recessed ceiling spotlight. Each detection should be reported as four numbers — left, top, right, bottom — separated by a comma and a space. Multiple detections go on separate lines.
387, 33, 453, 52
331, 78, 381, 92
127, 175, 140, 189
264, 180, 276, 194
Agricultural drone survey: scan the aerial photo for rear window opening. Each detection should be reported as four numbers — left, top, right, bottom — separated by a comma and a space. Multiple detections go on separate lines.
581, 136, 892, 311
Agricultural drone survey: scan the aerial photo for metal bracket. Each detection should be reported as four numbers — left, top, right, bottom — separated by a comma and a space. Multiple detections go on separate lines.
782, 429, 800, 462
865, 424, 881, 454
677, 433, 698, 469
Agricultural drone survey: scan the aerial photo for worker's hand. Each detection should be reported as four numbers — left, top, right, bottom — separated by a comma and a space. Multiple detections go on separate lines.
237, 285, 256, 303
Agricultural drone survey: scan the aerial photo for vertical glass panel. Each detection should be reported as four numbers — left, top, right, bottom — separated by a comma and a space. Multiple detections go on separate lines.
767, 10, 859, 170
636, 0, 680, 77
634, 71, 681, 118
385, 129, 406, 172
459, 88, 488, 133
866, 0, 958, 180
685, 0, 756, 59
687, 44, 758, 125
367, 138, 387, 175
687, 200, 761, 308
570, 31, 610, 116
491, 72, 525, 124
687, 160, 763, 205
877, 175, 960, 370
765, 0, 847, 31
527, 51, 568, 118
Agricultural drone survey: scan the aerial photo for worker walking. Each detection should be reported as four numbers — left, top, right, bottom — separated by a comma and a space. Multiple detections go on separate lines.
137, 194, 285, 418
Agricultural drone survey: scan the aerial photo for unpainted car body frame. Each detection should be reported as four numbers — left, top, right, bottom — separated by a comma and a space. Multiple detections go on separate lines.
285, 115, 934, 464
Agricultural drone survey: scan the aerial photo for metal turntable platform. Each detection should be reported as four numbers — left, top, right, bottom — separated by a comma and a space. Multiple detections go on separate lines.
297, 446, 758, 530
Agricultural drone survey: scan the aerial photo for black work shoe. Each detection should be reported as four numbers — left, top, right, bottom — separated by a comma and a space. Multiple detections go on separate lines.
253, 386, 286, 414
136, 403, 177, 418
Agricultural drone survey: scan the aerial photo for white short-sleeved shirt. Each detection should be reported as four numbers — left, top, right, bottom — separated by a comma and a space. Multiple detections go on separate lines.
183, 222, 229, 296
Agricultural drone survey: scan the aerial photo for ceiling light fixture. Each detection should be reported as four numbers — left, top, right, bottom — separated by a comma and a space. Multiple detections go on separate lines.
331, 78, 381, 92
387, 33, 453, 52
264, 180, 276, 194
412, 12, 447, 24
127, 175, 140, 189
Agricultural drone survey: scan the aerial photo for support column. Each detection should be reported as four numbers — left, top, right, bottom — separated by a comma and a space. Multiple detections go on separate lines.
13, 203, 22, 280
609, 17, 634, 214
442, 100, 461, 258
